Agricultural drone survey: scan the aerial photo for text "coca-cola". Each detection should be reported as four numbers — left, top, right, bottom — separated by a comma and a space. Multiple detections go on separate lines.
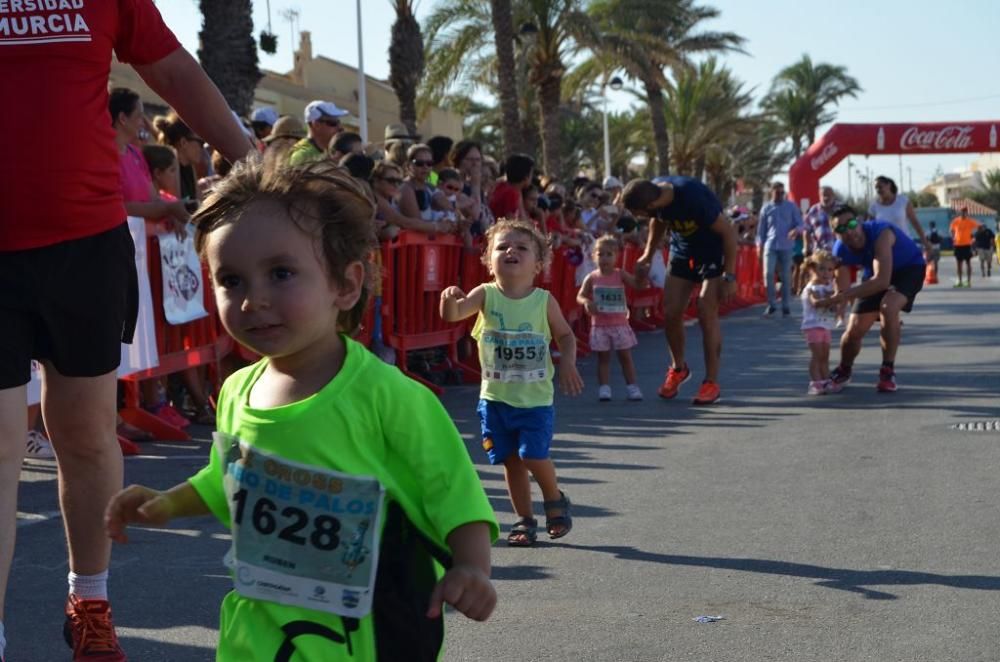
810, 143, 838, 171
900, 126, 974, 151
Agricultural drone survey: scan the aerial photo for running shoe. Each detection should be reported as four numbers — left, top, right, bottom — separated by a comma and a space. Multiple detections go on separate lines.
63, 594, 126, 661
598, 385, 612, 401
626, 384, 643, 401
761, 305, 776, 318
25, 430, 55, 459
876, 367, 897, 393
827, 365, 852, 393
782, 308, 791, 317
807, 381, 824, 396
692, 380, 721, 405
658, 364, 691, 399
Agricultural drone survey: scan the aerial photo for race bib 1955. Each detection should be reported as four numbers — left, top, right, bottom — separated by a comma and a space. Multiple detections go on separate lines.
480, 329, 548, 383
215, 432, 385, 618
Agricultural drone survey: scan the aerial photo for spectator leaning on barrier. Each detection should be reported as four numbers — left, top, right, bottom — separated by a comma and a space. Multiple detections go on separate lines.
289, 99, 349, 166
382, 122, 420, 168
153, 111, 205, 204
0, 2, 252, 659
757, 181, 803, 317
249, 106, 279, 141
399, 143, 437, 223
426, 135, 454, 187
451, 140, 485, 232
490, 153, 535, 221
370, 160, 440, 237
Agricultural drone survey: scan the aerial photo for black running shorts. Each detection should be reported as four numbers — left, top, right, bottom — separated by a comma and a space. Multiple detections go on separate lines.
0, 223, 138, 388
853, 264, 925, 315
954, 245, 973, 261
668, 254, 725, 283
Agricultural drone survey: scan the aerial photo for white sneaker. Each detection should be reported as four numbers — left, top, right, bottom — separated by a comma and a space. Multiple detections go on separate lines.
25, 430, 55, 459
626, 384, 643, 401
598, 385, 612, 401
807, 381, 824, 395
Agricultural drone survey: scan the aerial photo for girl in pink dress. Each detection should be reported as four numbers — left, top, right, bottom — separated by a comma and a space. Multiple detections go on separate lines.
576, 236, 644, 401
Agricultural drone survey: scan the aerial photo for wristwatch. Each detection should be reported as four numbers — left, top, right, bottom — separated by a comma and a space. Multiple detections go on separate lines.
721, 273, 736, 283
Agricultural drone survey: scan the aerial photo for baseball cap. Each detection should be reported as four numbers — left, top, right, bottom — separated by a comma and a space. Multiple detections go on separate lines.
250, 107, 279, 126
603, 176, 623, 189
305, 100, 349, 123
262, 115, 306, 143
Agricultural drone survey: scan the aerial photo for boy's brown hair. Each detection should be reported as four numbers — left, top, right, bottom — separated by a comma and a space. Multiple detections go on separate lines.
481, 219, 551, 270
193, 155, 378, 333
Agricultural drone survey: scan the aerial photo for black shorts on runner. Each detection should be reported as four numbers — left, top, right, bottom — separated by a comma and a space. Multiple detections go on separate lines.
853, 264, 925, 315
0, 223, 138, 388
668, 255, 725, 283
954, 245, 973, 261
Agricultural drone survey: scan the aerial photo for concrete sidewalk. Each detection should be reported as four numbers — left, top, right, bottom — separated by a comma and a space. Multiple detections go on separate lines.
8, 259, 999, 661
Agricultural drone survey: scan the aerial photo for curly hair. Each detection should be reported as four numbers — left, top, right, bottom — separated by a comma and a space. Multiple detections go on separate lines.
193, 155, 378, 334
803, 248, 835, 275
481, 219, 551, 271
592, 234, 621, 260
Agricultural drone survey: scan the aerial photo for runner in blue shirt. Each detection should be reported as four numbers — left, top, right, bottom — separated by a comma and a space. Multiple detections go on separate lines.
820, 205, 926, 393
623, 177, 738, 405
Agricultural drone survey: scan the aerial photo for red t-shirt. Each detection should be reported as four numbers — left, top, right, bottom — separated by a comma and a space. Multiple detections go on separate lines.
489, 181, 522, 221
0, 0, 181, 251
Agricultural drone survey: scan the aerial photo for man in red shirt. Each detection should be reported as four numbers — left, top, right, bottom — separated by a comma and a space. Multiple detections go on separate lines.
0, 2, 251, 660
489, 153, 534, 221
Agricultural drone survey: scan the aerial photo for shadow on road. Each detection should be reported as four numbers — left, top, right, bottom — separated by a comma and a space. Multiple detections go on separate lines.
565, 543, 1000, 601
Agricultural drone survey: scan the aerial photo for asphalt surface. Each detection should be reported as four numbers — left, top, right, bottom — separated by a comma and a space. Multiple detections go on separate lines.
8, 259, 999, 662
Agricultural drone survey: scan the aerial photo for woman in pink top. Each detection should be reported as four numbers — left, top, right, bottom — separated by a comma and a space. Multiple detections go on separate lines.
577, 235, 645, 401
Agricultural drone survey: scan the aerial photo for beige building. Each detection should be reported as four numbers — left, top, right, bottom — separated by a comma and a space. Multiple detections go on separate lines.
922, 153, 1000, 204
110, 30, 462, 144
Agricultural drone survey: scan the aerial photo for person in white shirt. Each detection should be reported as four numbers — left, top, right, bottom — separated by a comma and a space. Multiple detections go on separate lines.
869, 175, 929, 249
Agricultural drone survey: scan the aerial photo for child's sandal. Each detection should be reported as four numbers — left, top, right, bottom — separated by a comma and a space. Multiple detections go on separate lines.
507, 517, 538, 547
543, 491, 573, 539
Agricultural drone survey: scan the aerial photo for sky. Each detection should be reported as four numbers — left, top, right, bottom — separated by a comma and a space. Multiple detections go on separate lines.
156, 0, 1000, 196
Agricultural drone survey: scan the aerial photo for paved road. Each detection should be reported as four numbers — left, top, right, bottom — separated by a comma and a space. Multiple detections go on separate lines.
8, 259, 1000, 661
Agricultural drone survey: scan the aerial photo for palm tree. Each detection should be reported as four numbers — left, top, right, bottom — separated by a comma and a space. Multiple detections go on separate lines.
422, 0, 611, 180
489, 0, 526, 156
764, 54, 861, 157
587, 0, 745, 175
389, 0, 426, 137
197, 0, 261, 116
663, 58, 753, 178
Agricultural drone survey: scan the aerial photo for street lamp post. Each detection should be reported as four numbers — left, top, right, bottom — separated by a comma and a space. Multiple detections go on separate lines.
356, 0, 368, 142
602, 76, 623, 181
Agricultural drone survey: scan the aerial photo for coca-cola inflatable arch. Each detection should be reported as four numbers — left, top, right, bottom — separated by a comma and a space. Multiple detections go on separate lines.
789, 121, 999, 209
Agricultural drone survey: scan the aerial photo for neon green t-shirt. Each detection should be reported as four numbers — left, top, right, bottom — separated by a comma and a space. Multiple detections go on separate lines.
288, 138, 324, 166
471, 283, 554, 408
188, 337, 498, 661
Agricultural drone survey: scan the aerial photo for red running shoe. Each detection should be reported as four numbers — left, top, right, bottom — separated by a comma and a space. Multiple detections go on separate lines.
657, 364, 691, 399
692, 379, 721, 405
64, 594, 126, 661
876, 367, 897, 393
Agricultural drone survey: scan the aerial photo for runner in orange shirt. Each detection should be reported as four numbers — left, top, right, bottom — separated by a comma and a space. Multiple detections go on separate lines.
949, 206, 980, 287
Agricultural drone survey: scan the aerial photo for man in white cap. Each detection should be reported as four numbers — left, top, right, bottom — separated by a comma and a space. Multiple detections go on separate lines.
250, 107, 279, 141
289, 99, 349, 165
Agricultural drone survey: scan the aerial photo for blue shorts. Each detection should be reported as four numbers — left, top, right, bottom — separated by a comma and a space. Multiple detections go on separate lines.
477, 399, 554, 465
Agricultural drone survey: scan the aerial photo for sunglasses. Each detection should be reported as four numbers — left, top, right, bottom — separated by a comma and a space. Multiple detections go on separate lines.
442, 184, 462, 193
834, 219, 859, 234
316, 118, 340, 127
380, 176, 403, 185
411, 159, 433, 167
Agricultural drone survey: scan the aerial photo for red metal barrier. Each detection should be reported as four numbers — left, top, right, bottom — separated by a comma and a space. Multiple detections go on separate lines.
381, 232, 479, 393
620, 243, 665, 331
119, 235, 233, 441
537, 247, 590, 356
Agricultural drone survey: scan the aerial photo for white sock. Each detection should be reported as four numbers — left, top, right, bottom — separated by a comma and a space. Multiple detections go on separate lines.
68, 570, 109, 601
